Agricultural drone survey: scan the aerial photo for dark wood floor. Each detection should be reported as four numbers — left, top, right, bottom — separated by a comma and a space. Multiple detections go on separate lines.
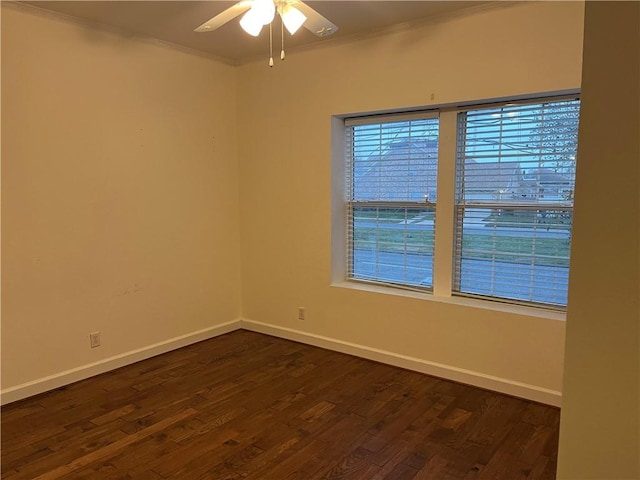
2, 330, 560, 479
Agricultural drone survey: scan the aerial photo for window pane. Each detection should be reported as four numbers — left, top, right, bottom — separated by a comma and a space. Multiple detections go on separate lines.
456, 207, 572, 306
454, 98, 580, 308
351, 120, 439, 202
460, 101, 579, 206
347, 115, 439, 290
351, 206, 434, 288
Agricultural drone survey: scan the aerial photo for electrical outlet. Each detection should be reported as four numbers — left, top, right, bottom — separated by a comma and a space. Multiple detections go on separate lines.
89, 331, 101, 348
298, 307, 305, 321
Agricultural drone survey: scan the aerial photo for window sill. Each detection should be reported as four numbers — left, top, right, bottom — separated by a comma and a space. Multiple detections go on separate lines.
330, 280, 566, 321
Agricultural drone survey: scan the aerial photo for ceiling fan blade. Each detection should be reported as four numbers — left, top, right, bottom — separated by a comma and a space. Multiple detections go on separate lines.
194, 1, 253, 33
294, 1, 339, 37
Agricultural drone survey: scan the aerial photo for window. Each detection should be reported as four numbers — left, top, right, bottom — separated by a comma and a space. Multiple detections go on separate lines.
345, 113, 439, 289
454, 99, 580, 307
342, 95, 580, 309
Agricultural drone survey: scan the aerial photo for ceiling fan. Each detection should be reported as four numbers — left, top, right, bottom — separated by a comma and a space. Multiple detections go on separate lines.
195, 0, 339, 66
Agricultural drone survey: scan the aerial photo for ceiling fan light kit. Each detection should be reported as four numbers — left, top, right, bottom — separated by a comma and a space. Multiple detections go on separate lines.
240, 0, 275, 36
239, 8, 264, 36
281, 5, 307, 35
195, 0, 338, 67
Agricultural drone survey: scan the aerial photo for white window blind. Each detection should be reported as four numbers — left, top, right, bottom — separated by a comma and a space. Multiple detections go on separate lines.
346, 113, 439, 289
453, 98, 580, 307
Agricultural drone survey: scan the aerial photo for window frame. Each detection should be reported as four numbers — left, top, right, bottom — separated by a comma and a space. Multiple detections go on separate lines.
452, 96, 580, 309
344, 111, 440, 292
337, 93, 580, 312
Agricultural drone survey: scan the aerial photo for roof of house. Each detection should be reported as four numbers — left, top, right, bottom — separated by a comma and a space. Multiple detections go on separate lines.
353, 140, 572, 201
463, 160, 523, 192
353, 138, 438, 201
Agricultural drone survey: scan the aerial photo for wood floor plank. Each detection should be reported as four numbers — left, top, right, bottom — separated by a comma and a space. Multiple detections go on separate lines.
32, 409, 196, 480
2, 330, 560, 479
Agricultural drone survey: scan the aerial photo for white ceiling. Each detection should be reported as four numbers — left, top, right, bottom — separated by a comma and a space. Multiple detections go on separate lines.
18, 1, 496, 64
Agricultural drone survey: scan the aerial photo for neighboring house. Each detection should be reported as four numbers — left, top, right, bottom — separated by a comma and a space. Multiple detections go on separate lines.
520, 167, 574, 202
354, 139, 573, 207
464, 161, 573, 205
353, 138, 438, 202
463, 160, 524, 202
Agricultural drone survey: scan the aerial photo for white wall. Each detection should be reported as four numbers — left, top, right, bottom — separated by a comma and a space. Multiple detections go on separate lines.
237, 2, 585, 404
557, 2, 640, 477
1, 5, 242, 400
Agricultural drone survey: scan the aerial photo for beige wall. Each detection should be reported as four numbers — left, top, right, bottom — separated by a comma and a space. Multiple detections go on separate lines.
1, 6, 241, 391
4, 1, 638, 474
238, 1, 584, 401
557, 2, 640, 478
1, 1, 588, 406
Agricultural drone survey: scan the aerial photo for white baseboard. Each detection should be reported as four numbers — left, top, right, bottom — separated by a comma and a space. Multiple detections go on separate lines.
241, 318, 562, 407
2, 317, 562, 407
1, 319, 241, 405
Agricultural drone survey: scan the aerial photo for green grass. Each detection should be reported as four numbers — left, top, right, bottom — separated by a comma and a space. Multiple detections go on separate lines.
460, 234, 570, 266
484, 211, 572, 230
354, 208, 434, 224
355, 227, 434, 254
354, 206, 570, 267
354, 227, 570, 267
